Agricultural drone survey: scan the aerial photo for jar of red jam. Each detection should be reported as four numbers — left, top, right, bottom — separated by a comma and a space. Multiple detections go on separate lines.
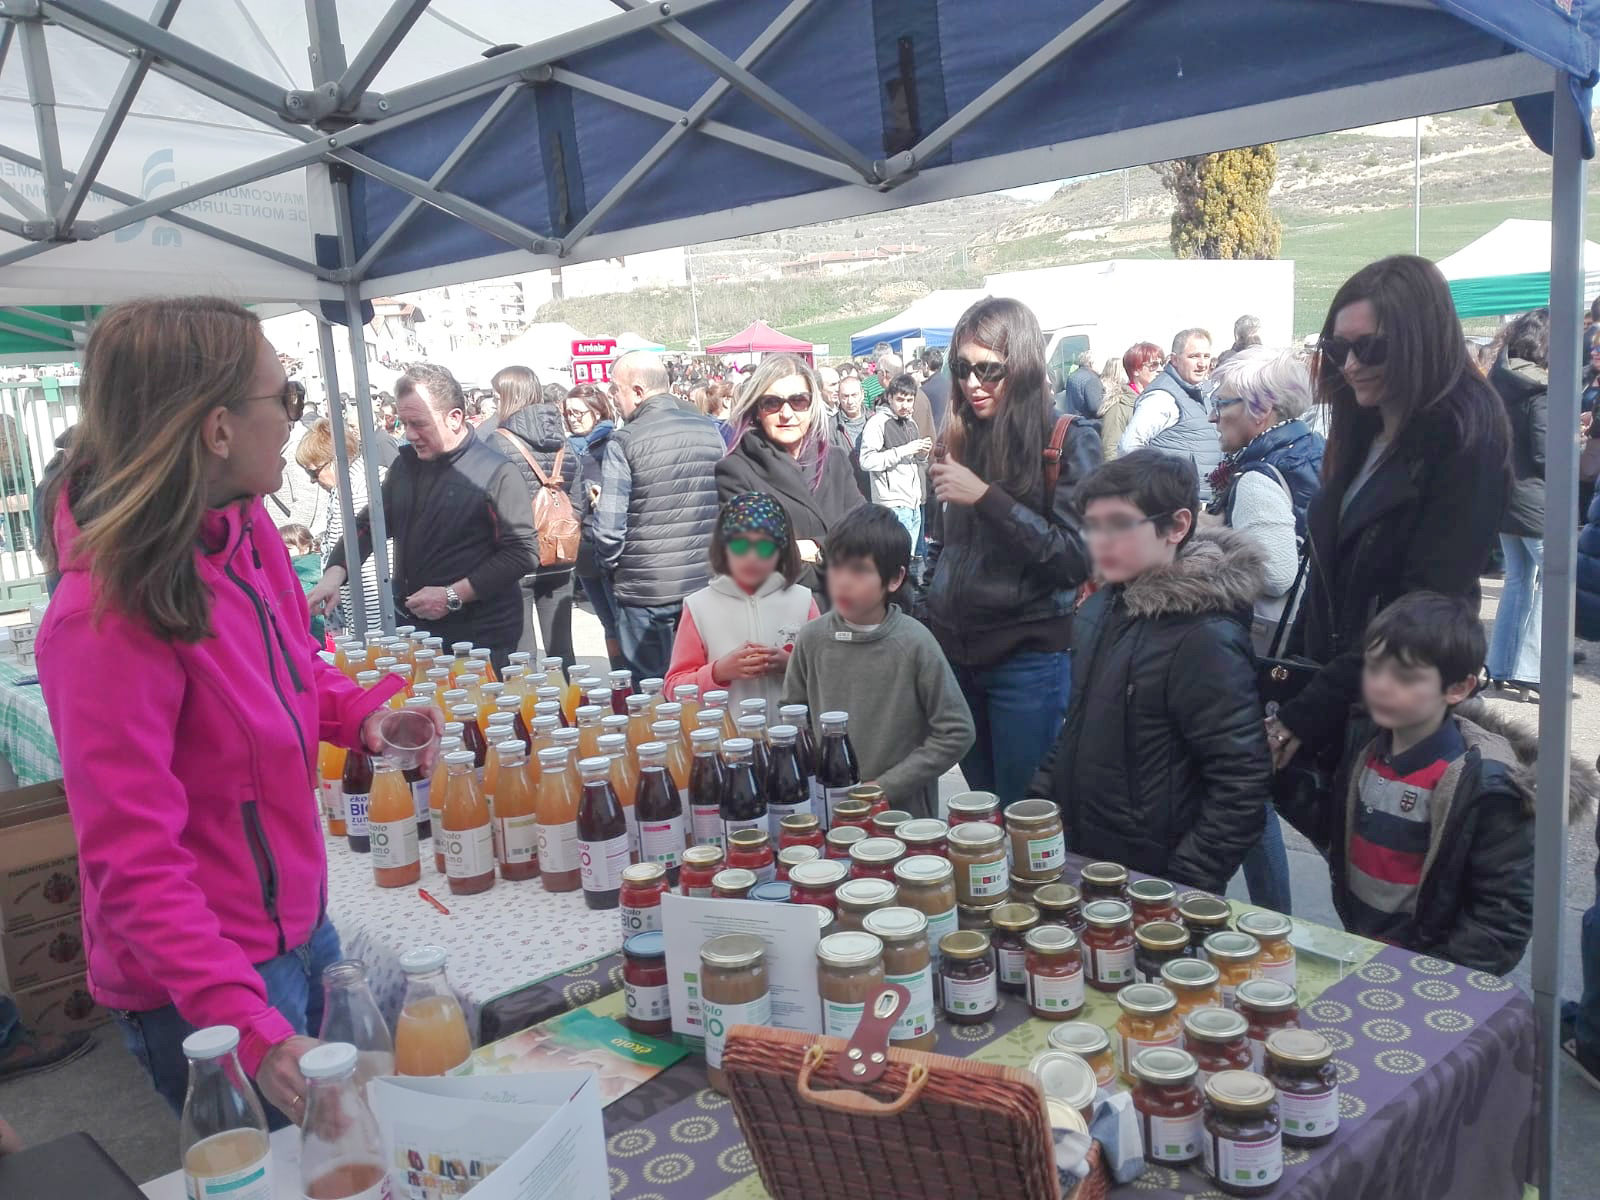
896, 818, 948, 859
990, 902, 1039, 994
1128, 877, 1180, 926
1131, 1046, 1204, 1166
712, 868, 756, 899
680, 845, 724, 897
849, 836, 906, 882
787, 858, 848, 915
1025, 925, 1084, 1020
778, 812, 825, 851
727, 828, 777, 884
938, 930, 997, 1025
1234, 978, 1299, 1070
1264, 1029, 1339, 1148
1183, 1006, 1253, 1088
945, 790, 1002, 830
1078, 861, 1128, 904
620, 862, 671, 935
846, 783, 889, 818
1034, 883, 1084, 932
830, 799, 872, 832
776, 844, 820, 881
825, 825, 868, 860
1179, 894, 1233, 953
622, 931, 671, 1036
1082, 899, 1137, 992
871, 809, 912, 839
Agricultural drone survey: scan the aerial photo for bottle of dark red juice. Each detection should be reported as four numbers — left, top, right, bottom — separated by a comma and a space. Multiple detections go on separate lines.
634, 740, 686, 886
342, 746, 374, 854
720, 737, 768, 847
816, 710, 859, 830
577, 755, 630, 910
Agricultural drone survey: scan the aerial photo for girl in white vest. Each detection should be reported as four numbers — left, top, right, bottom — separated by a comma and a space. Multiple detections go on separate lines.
665, 491, 819, 716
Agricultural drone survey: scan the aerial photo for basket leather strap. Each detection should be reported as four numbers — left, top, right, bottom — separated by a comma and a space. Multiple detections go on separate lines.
797, 1044, 931, 1116
835, 985, 907, 1084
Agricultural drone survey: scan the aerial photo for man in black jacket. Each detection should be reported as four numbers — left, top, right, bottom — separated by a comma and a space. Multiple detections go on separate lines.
311, 363, 540, 666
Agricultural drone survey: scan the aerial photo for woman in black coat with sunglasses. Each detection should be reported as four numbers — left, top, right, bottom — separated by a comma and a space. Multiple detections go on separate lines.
1266, 256, 1511, 769
716, 352, 864, 602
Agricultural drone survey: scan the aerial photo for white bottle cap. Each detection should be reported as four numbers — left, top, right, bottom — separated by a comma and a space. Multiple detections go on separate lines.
181, 1025, 239, 1061
298, 1042, 359, 1080
399, 945, 448, 974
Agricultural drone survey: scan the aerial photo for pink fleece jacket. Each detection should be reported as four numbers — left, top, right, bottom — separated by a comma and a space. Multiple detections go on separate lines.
37, 497, 403, 1075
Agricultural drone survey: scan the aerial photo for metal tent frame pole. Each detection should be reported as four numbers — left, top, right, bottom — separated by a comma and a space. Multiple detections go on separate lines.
314, 317, 367, 639
1534, 70, 1588, 1200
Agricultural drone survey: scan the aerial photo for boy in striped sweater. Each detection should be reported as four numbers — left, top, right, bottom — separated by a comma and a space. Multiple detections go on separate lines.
1329, 591, 1534, 975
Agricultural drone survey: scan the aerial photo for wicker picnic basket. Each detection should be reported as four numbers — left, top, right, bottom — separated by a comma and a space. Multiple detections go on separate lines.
722, 1010, 1108, 1200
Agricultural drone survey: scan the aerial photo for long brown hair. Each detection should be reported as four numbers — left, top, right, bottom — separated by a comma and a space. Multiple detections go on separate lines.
40, 297, 264, 641
490, 364, 541, 418
944, 296, 1052, 505
1318, 255, 1508, 492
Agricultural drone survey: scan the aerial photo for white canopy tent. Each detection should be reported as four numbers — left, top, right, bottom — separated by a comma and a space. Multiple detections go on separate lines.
1436, 216, 1600, 317
452, 319, 588, 386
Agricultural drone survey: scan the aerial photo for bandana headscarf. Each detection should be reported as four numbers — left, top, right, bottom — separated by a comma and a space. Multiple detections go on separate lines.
720, 491, 791, 548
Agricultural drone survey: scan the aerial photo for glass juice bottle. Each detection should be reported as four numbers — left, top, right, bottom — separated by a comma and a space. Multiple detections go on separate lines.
450, 702, 488, 784
429, 732, 461, 873
635, 740, 686, 884
400, 696, 435, 840
468, 646, 497, 683
672, 684, 701, 731
765, 724, 812, 839
536, 746, 582, 892
598, 731, 640, 858
608, 669, 634, 714
560, 663, 584, 724
778, 703, 820, 812
393, 946, 472, 1076
440, 750, 495, 895
318, 742, 348, 838
368, 757, 421, 888
576, 704, 605, 761
494, 692, 532, 746
299, 1042, 389, 1199
179, 1026, 272, 1200
688, 727, 727, 847
493, 740, 540, 882
720, 737, 768, 846
816, 710, 860, 829
341, 746, 374, 854
577, 756, 631, 910
652, 718, 691, 790
735, 714, 772, 791
317, 961, 395, 1087
626, 693, 654, 750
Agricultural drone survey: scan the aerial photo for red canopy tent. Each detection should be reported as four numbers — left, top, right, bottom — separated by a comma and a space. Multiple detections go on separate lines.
705, 320, 814, 362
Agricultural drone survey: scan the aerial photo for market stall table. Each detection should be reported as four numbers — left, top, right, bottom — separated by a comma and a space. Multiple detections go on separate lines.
0, 655, 60, 788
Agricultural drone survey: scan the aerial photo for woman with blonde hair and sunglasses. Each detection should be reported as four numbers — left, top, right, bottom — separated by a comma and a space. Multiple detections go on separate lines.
293, 416, 385, 637
716, 352, 864, 600
34, 298, 432, 1128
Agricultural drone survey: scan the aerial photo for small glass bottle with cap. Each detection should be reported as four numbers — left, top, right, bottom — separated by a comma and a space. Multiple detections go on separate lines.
394, 945, 472, 1076
298, 1042, 388, 1200
179, 1026, 272, 1200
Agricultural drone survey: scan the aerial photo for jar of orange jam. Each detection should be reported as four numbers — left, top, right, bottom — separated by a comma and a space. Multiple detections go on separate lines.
1115, 982, 1182, 1085
1236, 910, 1296, 989
1161, 956, 1225, 1017
1203, 931, 1262, 1007
1047, 1020, 1119, 1089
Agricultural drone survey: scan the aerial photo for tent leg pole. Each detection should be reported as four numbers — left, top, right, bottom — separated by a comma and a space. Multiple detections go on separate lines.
1535, 69, 1587, 1200
340, 283, 395, 635
316, 318, 366, 639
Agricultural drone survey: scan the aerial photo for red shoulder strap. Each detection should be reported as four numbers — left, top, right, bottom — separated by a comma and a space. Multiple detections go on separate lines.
1042, 414, 1075, 503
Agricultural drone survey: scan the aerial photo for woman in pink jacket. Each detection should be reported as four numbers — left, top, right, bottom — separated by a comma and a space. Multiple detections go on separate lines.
36, 297, 418, 1127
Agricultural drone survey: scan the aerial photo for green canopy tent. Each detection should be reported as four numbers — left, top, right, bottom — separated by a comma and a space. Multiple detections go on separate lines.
1437, 218, 1600, 318
0, 305, 93, 364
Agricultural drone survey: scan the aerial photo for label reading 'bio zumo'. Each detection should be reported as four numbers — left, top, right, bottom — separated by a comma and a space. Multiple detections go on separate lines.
444, 823, 494, 879
368, 816, 419, 870
701, 992, 772, 1068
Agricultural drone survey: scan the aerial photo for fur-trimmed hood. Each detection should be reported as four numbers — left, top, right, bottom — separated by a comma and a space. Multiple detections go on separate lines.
1454, 698, 1600, 821
1120, 527, 1267, 620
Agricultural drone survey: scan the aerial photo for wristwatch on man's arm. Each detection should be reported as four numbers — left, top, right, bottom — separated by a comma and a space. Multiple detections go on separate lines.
445, 586, 463, 613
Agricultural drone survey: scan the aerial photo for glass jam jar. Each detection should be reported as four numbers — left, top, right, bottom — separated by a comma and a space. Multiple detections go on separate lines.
787, 858, 848, 915
778, 812, 825, 851
1116, 982, 1182, 1084
1034, 883, 1084, 932
948, 822, 1009, 907
896, 818, 948, 859
894, 856, 958, 966
1162, 957, 1225, 1017
1082, 899, 1137, 992
619, 862, 671, 936
1182, 1006, 1253, 1088
863, 906, 936, 1051
946, 791, 1002, 830
700, 933, 770, 1093
727, 828, 776, 884
817, 931, 886, 1040
1048, 1020, 1118, 1089
1236, 910, 1296, 989
1264, 1029, 1339, 1148
712, 868, 757, 899
622, 930, 670, 1036
871, 810, 912, 839
1179, 894, 1233, 952
1131, 1046, 1203, 1166
849, 836, 906, 882
1203, 931, 1263, 1007
834, 877, 898, 933
1003, 799, 1066, 881
680, 845, 724, 897
846, 783, 889, 818
1234, 978, 1300, 1070
1135, 920, 1191, 984
776, 844, 821, 881
830, 799, 873, 832
1010, 871, 1061, 907
1128, 877, 1180, 926
1202, 1070, 1282, 1197
1024, 925, 1084, 1020
990, 902, 1039, 994
958, 899, 1006, 931
751, 881, 792, 902
1029, 1050, 1099, 1127
825, 824, 868, 861
938, 930, 997, 1024
1078, 861, 1128, 904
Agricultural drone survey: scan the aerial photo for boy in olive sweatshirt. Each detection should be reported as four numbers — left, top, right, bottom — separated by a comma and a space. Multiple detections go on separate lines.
783, 505, 974, 818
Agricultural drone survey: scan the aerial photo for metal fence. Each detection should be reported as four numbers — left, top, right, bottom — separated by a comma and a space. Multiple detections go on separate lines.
0, 377, 78, 611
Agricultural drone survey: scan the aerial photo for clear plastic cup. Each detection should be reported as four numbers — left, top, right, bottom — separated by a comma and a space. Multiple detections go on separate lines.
377, 709, 437, 771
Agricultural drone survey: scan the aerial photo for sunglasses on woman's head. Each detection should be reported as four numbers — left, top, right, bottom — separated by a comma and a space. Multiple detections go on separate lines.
1319, 334, 1389, 368
953, 358, 1008, 385
757, 392, 812, 416
727, 536, 779, 559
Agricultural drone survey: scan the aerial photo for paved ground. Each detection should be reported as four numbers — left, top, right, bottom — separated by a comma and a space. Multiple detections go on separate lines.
4, 583, 1597, 1192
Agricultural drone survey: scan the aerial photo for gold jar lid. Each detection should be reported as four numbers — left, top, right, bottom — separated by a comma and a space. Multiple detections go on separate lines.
836, 878, 897, 909
992, 902, 1041, 933
778, 845, 821, 868
817, 930, 883, 969
850, 836, 907, 865
1034, 883, 1081, 912
1082, 899, 1133, 928
946, 790, 1000, 818
1080, 861, 1128, 888
1024, 924, 1079, 955
1178, 894, 1232, 926
1205, 1070, 1276, 1112
682, 845, 725, 869
947, 822, 1005, 852
872, 810, 913, 833
1265, 1028, 1333, 1067
620, 862, 667, 886
728, 828, 771, 851
788, 859, 849, 888
831, 799, 872, 823
1203, 930, 1262, 964
863, 906, 928, 942
1011, 869, 1061, 892
1028, 1050, 1098, 1112
847, 784, 885, 804
1116, 982, 1177, 1017
1134, 920, 1190, 953
1237, 910, 1293, 940
957, 899, 1007, 926
1047, 1020, 1111, 1058
897, 818, 948, 847
1234, 977, 1298, 1013
701, 932, 765, 969
1182, 1007, 1248, 1043
712, 868, 757, 892
780, 812, 821, 834
1003, 798, 1059, 828
826, 826, 869, 851
1161, 957, 1221, 990
1127, 878, 1178, 905
895, 855, 954, 886
1044, 1097, 1089, 1135
1131, 1046, 1197, 1086
938, 929, 992, 960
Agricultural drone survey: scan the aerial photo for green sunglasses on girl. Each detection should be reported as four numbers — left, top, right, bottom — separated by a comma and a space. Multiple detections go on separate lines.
727, 536, 779, 559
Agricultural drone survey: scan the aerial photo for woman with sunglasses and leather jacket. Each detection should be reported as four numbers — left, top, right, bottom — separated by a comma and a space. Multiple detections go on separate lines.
717, 352, 865, 602
1265, 256, 1511, 774
924, 296, 1099, 804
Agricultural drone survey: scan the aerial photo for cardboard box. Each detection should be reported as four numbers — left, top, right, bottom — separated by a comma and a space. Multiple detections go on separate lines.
0, 909, 85, 991
0, 782, 80, 930
12, 970, 108, 1038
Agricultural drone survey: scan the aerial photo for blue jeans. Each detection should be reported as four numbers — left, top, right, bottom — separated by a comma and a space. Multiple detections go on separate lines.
115, 919, 342, 1129
615, 601, 682, 681
578, 570, 620, 641
888, 506, 923, 557
1241, 808, 1294, 915
1565, 858, 1600, 1059
1488, 534, 1543, 683
953, 650, 1071, 805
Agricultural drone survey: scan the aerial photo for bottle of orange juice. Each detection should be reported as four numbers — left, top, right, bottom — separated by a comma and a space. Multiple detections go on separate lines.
575, 705, 604, 762
652, 719, 691, 792
535, 687, 566, 726
598, 732, 639, 860
394, 947, 473, 1076
368, 757, 421, 888
559, 664, 583, 725
672, 684, 702, 733
413, 648, 437, 679
534, 745, 581, 893
468, 647, 498, 684
430, 731, 462, 874
456, 673, 485, 710
343, 647, 369, 682
507, 650, 532, 672
385, 665, 413, 707
433, 654, 457, 683
440, 751, 494, 896
638, 676, 665, 717
483, 713, 516, 794
317, 742, 348, 838
625, 694, 653, 751
493, 740, 539, 882
477, 682, 505, 730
